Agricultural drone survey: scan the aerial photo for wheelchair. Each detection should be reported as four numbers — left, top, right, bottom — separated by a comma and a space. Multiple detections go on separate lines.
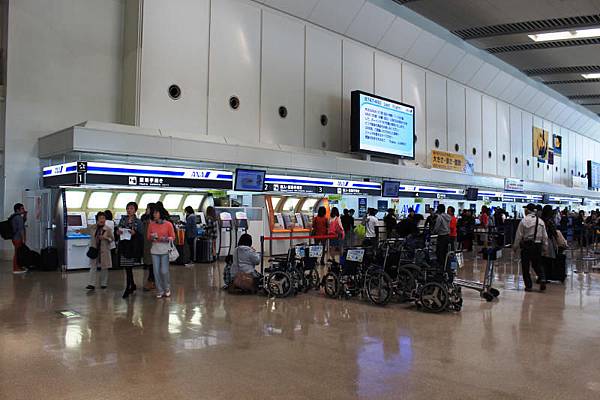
263, 245, 322, 298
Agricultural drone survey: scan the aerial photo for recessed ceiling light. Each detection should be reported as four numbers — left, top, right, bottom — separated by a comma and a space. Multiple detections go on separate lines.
528, 27, 600, 42
582, 73, 600, 79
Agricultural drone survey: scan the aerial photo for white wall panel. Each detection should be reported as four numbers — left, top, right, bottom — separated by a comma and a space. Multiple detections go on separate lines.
522, 112, 534, 181
377, 17, 422, 58
374, 52, 402, 101
560, 130, 569, 185
263, 0, 319, 19
449, 53, 483, 84
208, 0, 261, 142
260, 11, 305, 147
576, 133, 584, 177
305, 26, 342, 151
426, 72, 447, 165
428, 43, 465, 77
567, 130, 577, 181
552, 125, 562, 185
466, 88, 483, 173
482, 96, 497, 175
446, 81, 465, 156
486, 71, 512, 98
509, 106, 522, 178
469, 63, 499, 92
139, 0, 210, 134
342, 40, 374, 152
499, 78, 526, 103
496, 101, 510, 177
346, 2, 395, 47
402, 63, 426, 165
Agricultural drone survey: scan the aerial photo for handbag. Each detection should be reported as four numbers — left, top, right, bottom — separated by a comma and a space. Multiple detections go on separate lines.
87, 246, 99, 260
232, 272, 255, 291
556, 230, 568, 249
168, 241, 179, 262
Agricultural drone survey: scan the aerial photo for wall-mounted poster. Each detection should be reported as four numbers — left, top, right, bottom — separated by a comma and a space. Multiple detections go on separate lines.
533, 126, 549, 163
553, 134, 562, 156
548, 151, 554, 165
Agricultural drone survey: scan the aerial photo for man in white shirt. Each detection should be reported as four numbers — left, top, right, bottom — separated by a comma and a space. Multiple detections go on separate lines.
363, 208, 378, 247
513, 203, 548, 292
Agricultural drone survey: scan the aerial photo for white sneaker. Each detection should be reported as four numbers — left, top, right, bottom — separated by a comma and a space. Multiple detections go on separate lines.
12, 269, 27, 275
164, 289, 171, 298
156, 293, 164, 299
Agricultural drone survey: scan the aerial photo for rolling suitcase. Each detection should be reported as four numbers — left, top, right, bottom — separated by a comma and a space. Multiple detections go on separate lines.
40, 247, 59, 271
546, 252, 567, 283
195, 238, 213, 263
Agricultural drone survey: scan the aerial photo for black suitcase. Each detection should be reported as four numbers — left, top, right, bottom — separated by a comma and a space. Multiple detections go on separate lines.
17, 245, 41, 269
40, 247, 60, 271
546, 252, 567, 283
195, 238, 213, 263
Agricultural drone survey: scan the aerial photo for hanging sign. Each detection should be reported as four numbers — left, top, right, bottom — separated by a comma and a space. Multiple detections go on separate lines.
431, 150, 471, 174
504, 178, 524, 192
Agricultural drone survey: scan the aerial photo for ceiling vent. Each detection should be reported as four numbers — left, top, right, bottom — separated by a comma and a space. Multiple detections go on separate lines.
568, 94, 600, 100
523, 65, 600, 76
488, 38, 600, 53
544, 77, 600, 85
391, 0, 422, 4
454, 14, 600, 40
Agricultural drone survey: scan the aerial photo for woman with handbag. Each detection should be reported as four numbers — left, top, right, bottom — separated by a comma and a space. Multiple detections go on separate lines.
86, 212, 114, 290
118, 202, 144, 298
328, 207, 345, 262
147, 207, 176, 299
312, 206, 328, 265
229, 233, 261, 292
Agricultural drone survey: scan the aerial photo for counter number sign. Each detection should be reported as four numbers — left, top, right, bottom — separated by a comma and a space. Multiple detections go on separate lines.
76, 161, 87, 185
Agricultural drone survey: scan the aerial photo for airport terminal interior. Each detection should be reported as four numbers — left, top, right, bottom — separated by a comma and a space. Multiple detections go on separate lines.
2, 0, 600, 399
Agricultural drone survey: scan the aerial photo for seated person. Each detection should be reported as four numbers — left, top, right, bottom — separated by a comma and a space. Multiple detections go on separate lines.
228, 233, 261, 290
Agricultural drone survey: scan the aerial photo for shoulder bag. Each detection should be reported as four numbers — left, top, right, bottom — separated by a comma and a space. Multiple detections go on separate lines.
168, 241, 179, 262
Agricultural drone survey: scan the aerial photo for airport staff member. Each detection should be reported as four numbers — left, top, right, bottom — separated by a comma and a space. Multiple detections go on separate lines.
513, 203, 548, 292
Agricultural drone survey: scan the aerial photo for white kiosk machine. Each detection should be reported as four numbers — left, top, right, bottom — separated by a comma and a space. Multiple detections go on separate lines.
65, 212, 90, 270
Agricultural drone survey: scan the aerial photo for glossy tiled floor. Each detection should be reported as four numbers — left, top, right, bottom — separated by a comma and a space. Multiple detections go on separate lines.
1, 250, 600, 400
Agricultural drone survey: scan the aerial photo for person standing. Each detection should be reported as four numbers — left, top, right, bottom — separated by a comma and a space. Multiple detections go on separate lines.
118, 202, 143, 298
205, 206, 218, 262
10, 203, 28, 274
363, 208, 379, 248
432, 204, 451, 268
147, 207, 176, 299
383, 208, 397, 239
86, 212, 114, 290
447, 206, 457, 251
328, 207, 345, 261
513, 204, 548, 292
312, 206, 328, 265
141, 203, 156, 291
184, 206, 197, 265
104, 209, 118, 272
340, 208, 354, 247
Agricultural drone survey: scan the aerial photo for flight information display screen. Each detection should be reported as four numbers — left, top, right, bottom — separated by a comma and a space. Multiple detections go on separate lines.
351, 91, 415, 159
381, 180, 401, 197
234, 169, 266, 192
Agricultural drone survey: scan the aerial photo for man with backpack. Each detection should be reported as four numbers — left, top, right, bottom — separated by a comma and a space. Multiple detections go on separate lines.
513, 204, 548, 292
10, 203, 28, 274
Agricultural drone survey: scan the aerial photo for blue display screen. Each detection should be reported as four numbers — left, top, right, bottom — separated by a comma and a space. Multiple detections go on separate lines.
234, 169, 266, 192
352, 91, 415, 159
382, 180, 400, 197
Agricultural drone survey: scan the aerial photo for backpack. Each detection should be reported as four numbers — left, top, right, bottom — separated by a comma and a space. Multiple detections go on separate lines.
0, 215, 15, 240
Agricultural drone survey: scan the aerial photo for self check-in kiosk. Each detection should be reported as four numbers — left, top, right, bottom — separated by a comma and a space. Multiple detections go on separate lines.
41, 161, 234, 270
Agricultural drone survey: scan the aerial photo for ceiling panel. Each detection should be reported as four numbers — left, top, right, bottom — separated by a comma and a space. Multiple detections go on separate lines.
377, 17, 422, 58
263, 0, 320, 19
448, 53, 483, 83
486, 70, 513, 97
308, 0, 366, 34
427, 42, 466, 76
403, 29, 445, 67
555, 106, 575, 125
499, 77, 527, 102
527, 92, 548, 113
468, 62, 499, 91
346, 1, 395, 47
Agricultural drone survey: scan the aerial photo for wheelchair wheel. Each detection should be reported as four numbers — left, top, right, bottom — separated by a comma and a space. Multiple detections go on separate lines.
323, 272, 340, 298
395, 267, 416, 302
481, 291, 494, 302
489, 287, 500, 297
366, 271, 393, 306
419, 282, 449, 313
307, 269, 320, 291
266, 271, 293, 298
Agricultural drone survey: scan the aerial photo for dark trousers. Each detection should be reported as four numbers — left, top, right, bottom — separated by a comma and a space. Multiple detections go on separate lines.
521, 245, 545, 289
436, 235, 450, 269
125, 265, 135, 289
186, 237, 196, 263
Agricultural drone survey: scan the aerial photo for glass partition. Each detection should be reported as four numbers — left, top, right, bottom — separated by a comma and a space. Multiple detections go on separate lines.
114, 192, 138, 209
301, 198, 318, 212
183, 194, 204, 210
282, 197, 300, 212
163, 194, 183, 210
139, 193, 162, 208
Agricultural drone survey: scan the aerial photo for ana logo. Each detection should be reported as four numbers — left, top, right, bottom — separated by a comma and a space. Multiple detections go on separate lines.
335, 180, 349, 187
128, 176, 138, 185
53, 166, 64, 174
191, 171, 211, 179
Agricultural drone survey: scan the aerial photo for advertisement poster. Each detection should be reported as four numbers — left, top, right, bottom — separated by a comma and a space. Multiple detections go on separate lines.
553, 134, 562, 156
548, 151, 554, 165
533, 126, 549, 163
358, 198, 367, 218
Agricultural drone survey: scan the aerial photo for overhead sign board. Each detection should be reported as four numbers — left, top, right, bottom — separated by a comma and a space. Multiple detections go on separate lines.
430, 150, 472, 174
264, 175, 381, 196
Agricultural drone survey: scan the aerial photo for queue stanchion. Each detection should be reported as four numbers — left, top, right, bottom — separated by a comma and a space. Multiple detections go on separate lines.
260, 235, 265, 275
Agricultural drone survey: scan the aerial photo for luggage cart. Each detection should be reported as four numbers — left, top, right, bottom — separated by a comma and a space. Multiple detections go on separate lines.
453, 234, 500, 302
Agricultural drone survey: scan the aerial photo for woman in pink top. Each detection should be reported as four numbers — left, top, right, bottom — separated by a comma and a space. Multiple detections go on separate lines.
147, 206, 175, 298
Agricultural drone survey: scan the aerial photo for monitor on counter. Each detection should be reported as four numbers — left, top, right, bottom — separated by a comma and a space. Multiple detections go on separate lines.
542, 194, 551, 204
66, 213, 87, 229
234, 168, 266, 192
465, 188, 479, 201
588, 161, 600, 189
351, 91, 415, 159
381, 180, 401, 198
